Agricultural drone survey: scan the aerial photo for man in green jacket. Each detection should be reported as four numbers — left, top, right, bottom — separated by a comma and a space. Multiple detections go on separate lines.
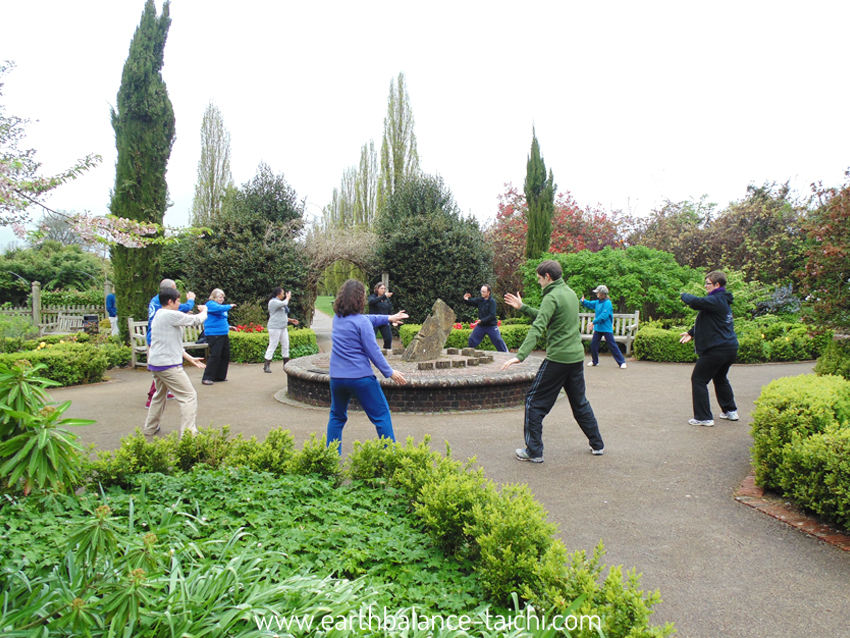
501, 260, 604, 463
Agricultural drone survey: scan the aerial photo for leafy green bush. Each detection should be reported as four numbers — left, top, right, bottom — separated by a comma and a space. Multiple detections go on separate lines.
288, 433, 343, 483
775, 424, 850, 529
228, 427, 296, 475
750, 374, 850, 488
39, 287, 105, 307
634, 320, 829, 364
229, 327, 317, 363
0, 313, 38, 342
815, 339, 850, 380
633, 326, 697, 363
0, 343, 109, 386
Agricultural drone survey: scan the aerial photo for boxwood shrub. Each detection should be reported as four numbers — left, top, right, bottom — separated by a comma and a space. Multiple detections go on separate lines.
634, 320, 830, 364
0, 343, 110, 386
751, 374, 850, 487
229, 327, 318, 363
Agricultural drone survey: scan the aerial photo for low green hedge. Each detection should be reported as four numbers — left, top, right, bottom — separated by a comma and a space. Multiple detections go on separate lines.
0, 343, 110, 386
229, 327, 318, 363
634, 320, 831, 364
81, 429, 674, 636
751, 374, 850, 529
814, 339, 850, 380
399, 324, 546, 352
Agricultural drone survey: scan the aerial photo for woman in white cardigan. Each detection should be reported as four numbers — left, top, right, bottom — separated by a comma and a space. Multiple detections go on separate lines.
264, 287, 299, 373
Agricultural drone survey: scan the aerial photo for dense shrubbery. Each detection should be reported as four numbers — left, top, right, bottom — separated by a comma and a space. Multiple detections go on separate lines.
0, 344, 111, 386
814, 339, 850, 380
0, 313, 39, 341
751, 375, 850, 529
229, 327, 318, 363
634, 319, 830, 364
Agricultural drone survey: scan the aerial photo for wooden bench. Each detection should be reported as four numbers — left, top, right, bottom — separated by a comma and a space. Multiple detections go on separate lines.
128, 317, 210, 368
578, 310, 640, 355
39, 313, 85, 337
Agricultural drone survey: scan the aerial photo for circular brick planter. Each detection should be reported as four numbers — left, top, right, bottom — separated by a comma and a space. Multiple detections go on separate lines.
285, 350, 544, 413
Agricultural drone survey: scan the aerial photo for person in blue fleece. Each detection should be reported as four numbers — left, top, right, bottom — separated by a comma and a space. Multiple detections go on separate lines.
581, 284, 627, 369
201, 288, 236, 385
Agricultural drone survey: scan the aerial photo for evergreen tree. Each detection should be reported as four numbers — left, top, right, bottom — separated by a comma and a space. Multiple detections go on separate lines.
377, 173, 493, 323
191, 101, 233, 226
523, 128, 555, 260
354, 140, 378, 227
376, 73, 419, 214
109, 0, 175, 338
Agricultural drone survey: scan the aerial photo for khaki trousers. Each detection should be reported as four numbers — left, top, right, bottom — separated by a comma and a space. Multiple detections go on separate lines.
144, 365, 198, 437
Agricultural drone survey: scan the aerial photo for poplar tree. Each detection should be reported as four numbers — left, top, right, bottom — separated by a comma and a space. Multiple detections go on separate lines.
376, 73, 419, 213
354, 140, 378, 227
109, 0, 175, 338
191, 101, 233, 226
524, 128, 556, 260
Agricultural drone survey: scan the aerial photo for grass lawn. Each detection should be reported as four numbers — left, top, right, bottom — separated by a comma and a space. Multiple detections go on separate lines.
314, 295, 334, 316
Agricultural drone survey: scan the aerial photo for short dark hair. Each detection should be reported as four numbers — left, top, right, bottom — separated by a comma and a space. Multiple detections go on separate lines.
334, 279, 366, 317
270, 287, 283, 299
481, 284, 491, 293
158, 287, 180, 307
706, 270, 727, 287
536, 260, 562, 281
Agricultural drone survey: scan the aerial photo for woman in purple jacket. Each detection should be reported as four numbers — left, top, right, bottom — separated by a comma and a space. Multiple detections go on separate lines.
326, 279, 408, 453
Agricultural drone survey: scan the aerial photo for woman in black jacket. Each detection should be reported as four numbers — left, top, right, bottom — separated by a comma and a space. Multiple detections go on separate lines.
679, 270, 739, 427
368, 283, 394, 350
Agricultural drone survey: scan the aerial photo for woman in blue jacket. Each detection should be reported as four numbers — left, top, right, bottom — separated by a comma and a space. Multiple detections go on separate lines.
581, 285, 627, 369
202, 288, 236, 385
326, 279, 408, 454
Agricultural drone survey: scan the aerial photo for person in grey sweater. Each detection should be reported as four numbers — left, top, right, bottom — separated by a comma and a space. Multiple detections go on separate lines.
144, 288, 207, 438
264, 287, 300, 373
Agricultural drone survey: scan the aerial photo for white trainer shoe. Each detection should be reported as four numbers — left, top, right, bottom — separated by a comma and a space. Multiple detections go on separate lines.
719, 411, 739, 421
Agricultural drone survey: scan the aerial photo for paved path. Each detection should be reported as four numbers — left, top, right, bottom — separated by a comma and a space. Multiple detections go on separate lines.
52, 324, 850, 637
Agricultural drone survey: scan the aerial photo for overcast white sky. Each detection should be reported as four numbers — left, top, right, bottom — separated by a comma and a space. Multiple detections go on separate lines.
1, 1, 848, 248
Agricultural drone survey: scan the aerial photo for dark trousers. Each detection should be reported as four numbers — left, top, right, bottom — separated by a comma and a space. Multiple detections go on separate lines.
375, 324, 393, 350
590, 331, 626, 366
691, 346, 738, 420
202, 334, 230, 382
524, 359, 603, 457
468, 325, 508, 352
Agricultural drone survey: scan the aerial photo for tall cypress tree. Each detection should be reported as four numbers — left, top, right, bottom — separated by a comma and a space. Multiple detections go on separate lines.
524, 128, 555, 260
109, 0, 175, 339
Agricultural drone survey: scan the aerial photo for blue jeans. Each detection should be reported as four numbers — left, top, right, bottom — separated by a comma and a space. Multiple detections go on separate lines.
590, 331, 625, 366
468, 325, 508, 352
326, 376, 395, 454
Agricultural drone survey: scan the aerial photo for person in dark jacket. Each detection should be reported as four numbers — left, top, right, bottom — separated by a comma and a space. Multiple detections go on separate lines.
463, 284, 508, 352
367, 283, 394, 350
680, 270, 739, 427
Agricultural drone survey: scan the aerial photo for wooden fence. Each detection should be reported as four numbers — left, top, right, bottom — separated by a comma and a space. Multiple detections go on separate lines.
0, 281, 109, 325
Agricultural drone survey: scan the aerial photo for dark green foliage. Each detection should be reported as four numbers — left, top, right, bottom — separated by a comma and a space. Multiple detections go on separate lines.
524, 129, 555, 260
376, 173, 494, 323
0, 314, 38, 341
109, 0, 175, 340
750, 374, 850, 488
751, 374, 850, 529
228, 328, 317, 363
0, 241, 103, 306
287, 433, 342, 483
633, 326, 698, 363
182, 163, 310, 320
815, 339, 850, 380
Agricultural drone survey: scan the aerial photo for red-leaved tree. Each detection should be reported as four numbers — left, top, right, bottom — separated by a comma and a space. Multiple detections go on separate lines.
798, 171, 850, 330
486, 183, 624, 311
